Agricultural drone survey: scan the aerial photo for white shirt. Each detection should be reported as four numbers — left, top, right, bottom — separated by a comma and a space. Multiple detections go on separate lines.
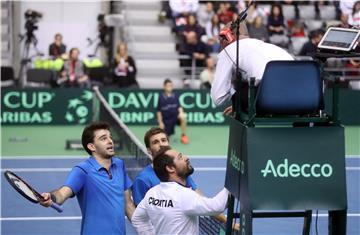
211, 38, 294, 106
132, 182, 229, 235
340, 0, 356, 15
169, 0, 199, 15
200, 68, 214, 84
349, 11, 360, 27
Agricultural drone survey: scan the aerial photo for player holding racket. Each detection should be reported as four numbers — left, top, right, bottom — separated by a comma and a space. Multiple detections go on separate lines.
39, 122, 135, 235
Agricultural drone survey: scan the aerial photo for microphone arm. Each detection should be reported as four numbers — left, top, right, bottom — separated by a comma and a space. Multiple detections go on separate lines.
233, 0, 253, 120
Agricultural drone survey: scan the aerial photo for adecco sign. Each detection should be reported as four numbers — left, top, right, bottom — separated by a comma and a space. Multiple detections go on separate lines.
261, 158, 333, 178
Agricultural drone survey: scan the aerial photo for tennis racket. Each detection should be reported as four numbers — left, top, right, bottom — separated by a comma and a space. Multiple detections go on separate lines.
4, 170, 63, 213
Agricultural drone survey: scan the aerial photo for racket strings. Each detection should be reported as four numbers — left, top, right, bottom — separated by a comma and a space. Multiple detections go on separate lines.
5, 171, 41, 202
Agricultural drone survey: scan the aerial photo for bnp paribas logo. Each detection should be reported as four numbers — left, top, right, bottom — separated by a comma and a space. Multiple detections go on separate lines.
65, 90, 92, 124
261, 158, 333, 178
230, 149, 244, 174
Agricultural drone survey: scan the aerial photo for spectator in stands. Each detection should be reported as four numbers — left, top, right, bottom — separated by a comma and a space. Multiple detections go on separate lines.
337, 12, 351, 28
298, 29, 324, 56
49, 33, 66, 59
200, 57, 215, 89
169, 0, 199, 32
157, 79, 189, 144
340, 0, 357, 16
267, 3, 286, 36
267, 3, 289, 47
181, 14, 205, 40
290, 21, 306, 37
217, 2, 234, 25
169, 0, 199, 18
248, 15, 269, 42
180, 31, 209, 75
348, 0, 360, 27
58, 47, 90, 88
203, 14, 221, 52
197, 2, 215, 28
112, 42, 138, 88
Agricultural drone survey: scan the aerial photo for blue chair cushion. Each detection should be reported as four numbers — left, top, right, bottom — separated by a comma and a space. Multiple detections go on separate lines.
256, 61, 323, 115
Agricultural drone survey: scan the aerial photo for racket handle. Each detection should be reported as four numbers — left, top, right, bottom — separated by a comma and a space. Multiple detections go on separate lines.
50, 202, 64, 213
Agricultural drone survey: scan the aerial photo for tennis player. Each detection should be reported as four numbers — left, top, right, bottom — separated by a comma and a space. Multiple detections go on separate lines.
39, 122, 135, 235
132, 127, 197, 205
132, 127, 239, 230
132, 146, 229, 235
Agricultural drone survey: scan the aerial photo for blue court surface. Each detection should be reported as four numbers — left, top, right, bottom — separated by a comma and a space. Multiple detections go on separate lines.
1, 156, 359, 235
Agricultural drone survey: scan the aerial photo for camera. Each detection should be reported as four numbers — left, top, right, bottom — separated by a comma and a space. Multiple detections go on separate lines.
24, 9, 42, 19
24, 10, 42, 33
97, 14, 108, 45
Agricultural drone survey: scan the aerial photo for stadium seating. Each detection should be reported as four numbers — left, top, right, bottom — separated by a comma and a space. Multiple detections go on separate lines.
1, 66, 15, 87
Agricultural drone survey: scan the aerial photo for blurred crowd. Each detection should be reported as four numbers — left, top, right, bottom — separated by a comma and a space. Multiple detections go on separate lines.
29, 34, 139, 89
2, 0, 359, 89
160, 0, 360, 89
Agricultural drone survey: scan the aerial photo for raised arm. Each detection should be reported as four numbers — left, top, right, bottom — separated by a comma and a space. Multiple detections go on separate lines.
181, 188, 229, 216
211, 52, 235, 106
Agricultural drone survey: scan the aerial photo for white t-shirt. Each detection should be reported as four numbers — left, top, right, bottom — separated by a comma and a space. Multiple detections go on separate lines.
349, 11, 360, 27
132, 182, 229, 235
210, 38, 294, 106
169, 0, 199, 15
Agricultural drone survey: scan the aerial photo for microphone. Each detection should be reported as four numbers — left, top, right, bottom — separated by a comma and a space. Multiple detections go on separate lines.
232, 0, 254, 29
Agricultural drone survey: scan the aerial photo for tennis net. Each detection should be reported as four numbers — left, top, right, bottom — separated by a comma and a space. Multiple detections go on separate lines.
93, 87, 226, 235
93, 86, 151, 180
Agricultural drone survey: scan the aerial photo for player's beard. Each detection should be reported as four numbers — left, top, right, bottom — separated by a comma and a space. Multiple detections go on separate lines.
186, 165, 194, 177
177, 164, 194, 179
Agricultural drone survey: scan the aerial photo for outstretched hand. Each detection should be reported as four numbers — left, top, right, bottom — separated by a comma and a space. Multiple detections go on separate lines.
39, 193, 53, 207
222, 106, 234, 117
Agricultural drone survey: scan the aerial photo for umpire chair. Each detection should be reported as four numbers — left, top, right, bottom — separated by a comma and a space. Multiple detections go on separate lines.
225, 60, 347, 235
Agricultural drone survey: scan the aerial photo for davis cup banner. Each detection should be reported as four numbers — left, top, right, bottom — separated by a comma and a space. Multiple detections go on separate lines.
1, 88, 228, 125
103, 89, 227, 125
1, 89, 93, 125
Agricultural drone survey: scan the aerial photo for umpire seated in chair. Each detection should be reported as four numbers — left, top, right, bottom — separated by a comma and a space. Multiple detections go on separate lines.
211, 22, 347, 235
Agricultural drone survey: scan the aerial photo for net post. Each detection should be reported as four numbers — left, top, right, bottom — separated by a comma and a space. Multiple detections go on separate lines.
92, 86, 100, 122
225, 194, 235, 235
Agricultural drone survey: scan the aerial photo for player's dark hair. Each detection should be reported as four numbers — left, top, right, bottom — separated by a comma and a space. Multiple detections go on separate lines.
163, 78, 172, 86
153, 146, 173, 182
144, 127, 169, 148
82, 122, 111, 155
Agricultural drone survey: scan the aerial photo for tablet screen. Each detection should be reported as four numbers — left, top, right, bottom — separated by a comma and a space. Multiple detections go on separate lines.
318, 27, 360, 51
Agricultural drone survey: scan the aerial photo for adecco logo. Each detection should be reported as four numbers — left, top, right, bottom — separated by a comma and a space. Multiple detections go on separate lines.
261, 158, 333, 178
230, 149, 244, 174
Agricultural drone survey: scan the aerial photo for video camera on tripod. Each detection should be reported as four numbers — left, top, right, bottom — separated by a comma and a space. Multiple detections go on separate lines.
18, 9, 43, 87
23, 9, 42, 44
87, 14, 110, 58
